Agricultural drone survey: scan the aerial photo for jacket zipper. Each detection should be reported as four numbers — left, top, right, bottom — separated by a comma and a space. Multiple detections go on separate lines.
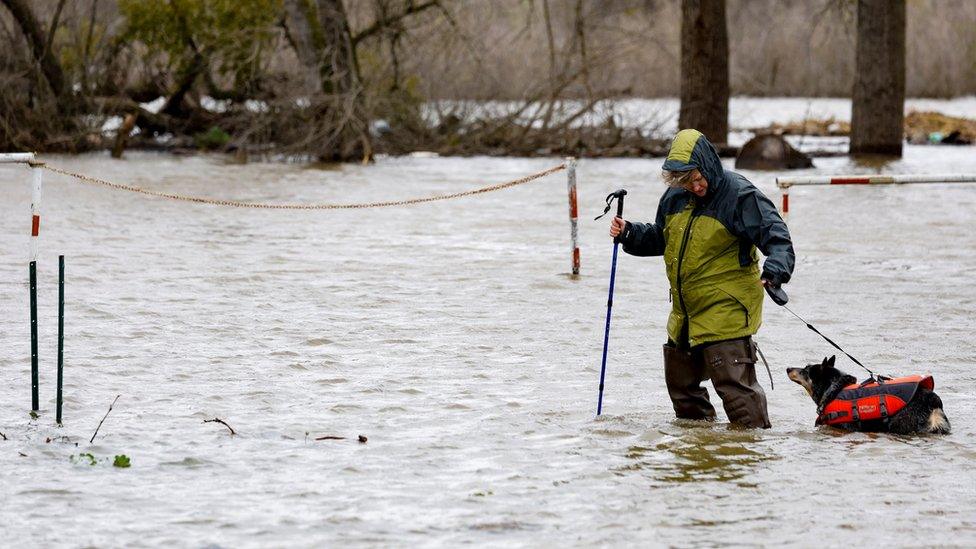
675, 209, 698, 337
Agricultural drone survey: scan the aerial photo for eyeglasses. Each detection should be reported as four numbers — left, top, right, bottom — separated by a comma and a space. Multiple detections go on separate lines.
681, 173, 706, 190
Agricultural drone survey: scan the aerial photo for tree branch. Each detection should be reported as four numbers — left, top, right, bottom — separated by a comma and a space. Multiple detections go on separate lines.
92, 96, 183, 135
43, 0, 67, 62
351, 0, 440, 46
204, 417, 236, 435
81, 0, 100, 92
1, 0, 68, 97
89, 395, 120, 444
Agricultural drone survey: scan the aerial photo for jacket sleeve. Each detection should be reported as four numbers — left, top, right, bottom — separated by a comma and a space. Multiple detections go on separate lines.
619, 196, 666, 257
735, 187, 795, 284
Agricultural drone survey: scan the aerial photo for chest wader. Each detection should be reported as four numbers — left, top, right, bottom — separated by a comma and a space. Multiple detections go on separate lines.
663, 343, 716, 420
701, 337, 770, 429
663, 337, 770, 428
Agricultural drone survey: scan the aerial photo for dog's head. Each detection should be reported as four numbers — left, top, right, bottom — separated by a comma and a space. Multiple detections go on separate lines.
786, 356, 856, 403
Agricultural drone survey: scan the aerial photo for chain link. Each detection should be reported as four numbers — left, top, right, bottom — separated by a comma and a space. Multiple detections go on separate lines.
39, 162, 567, 210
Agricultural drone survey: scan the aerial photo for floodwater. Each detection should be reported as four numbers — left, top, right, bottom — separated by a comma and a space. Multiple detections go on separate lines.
2, 143, 975, 547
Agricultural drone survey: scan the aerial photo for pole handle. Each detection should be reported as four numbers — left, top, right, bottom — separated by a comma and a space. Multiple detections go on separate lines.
594, 189, 628, 221
611, 189, 627, 244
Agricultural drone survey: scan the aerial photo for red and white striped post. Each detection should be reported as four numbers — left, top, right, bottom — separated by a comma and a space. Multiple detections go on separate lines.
566, 157, 580, 275
0, 154, 39, 241
30, 160, 42, 261
776, 173, 976, 214
2, 152, 41, 410
29, 160, 42, 411
0, 153, 41, 256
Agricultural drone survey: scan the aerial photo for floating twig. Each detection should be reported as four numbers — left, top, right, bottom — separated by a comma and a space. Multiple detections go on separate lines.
315, 434, 368, 444
204, 417, 236, 435
0, 431, 7, 440
89, 395, 120, 444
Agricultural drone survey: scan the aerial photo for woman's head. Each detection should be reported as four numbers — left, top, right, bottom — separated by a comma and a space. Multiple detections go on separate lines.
663, 169, 708, 197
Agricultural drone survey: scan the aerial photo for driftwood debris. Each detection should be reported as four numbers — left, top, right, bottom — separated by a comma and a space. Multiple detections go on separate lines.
315, 434, 367, 443
89, 394, 120, 444
203, 417, 236, 436
111, 114, 138, 159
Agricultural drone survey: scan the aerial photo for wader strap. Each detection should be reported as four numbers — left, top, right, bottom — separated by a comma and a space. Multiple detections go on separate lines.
754, 340, 773, 390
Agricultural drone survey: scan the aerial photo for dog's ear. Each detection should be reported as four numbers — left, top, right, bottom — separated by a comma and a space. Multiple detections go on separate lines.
825, 355, 836, 368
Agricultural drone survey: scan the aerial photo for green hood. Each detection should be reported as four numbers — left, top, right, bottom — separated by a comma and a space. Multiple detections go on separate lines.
661, 129, 726, 198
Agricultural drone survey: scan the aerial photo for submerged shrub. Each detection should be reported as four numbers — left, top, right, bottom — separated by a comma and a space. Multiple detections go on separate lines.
195, 126, 232, 150
71, 453, 97, 466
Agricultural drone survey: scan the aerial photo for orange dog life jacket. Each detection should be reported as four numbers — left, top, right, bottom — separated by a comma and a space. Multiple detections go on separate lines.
816, 375, 934, 427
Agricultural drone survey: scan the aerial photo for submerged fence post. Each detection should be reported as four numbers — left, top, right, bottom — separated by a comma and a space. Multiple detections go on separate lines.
29, 262, 38, 412
57, 255, 64, 424
566, 157, 580, 275
29, 160, 42, 412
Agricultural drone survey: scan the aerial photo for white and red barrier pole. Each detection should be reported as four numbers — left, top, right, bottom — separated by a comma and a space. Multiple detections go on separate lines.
0, 153, 36, 163
776, 173, 976, 214
566, 157, 580, 275
2, 153, 41, 411
30, 160, 42, 261
29, 160, 42, 411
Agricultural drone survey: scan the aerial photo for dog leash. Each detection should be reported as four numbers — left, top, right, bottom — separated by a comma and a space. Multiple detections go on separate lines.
781, 304, 884, 381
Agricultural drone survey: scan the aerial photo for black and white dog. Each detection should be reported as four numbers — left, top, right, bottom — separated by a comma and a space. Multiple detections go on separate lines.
787, 356, 950, 435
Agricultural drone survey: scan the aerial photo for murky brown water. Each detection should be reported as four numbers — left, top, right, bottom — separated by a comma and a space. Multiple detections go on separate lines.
1, 145, 975, 546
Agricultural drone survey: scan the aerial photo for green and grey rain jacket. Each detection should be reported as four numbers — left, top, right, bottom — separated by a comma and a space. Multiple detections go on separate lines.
620, 129, 795, 347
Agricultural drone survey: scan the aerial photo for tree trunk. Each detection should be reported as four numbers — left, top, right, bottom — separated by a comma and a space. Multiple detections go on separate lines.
678, 0, 728, 145
111, 113, 137, 159
282, 0, 371, 162
160, 51, 205, 118
2, 0, 67, 98
850, 0, 905, 157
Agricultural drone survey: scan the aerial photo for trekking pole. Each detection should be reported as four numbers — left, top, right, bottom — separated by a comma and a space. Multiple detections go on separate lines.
594, 189, 627, 416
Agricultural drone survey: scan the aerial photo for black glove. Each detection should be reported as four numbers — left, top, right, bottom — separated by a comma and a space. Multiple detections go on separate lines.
761, 271, 789, 306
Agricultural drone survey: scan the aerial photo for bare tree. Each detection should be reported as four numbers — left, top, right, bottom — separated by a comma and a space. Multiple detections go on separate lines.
850, 0, 905, 156
1, 0, 67, 99
283, 0, 371, 162
678, 0, 728, 144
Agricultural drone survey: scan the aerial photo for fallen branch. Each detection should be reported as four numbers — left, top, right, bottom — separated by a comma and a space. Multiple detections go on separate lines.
0, 431, 7, 440
315, 434, 367, 443
89, 394, 120, 444
204, 417, 236, 435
